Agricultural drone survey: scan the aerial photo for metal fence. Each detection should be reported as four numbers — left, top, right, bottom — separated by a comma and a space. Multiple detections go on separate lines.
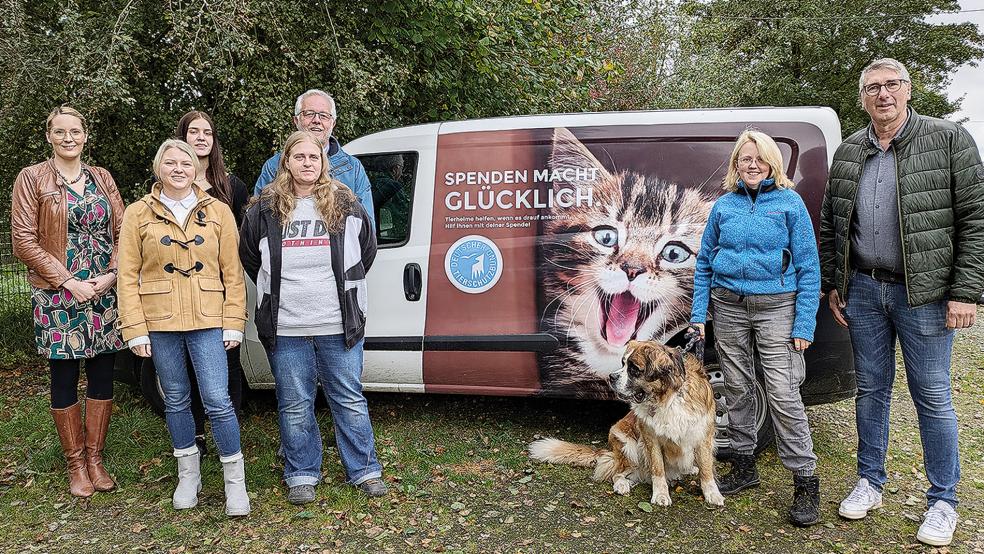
0, 211, 36, 366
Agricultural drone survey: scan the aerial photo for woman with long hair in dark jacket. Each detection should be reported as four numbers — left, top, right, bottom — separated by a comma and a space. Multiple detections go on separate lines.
239, 131, 386, 506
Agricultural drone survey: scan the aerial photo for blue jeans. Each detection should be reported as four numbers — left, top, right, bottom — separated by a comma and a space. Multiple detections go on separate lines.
150, 329, 242, 458
844, 272, 959, 508
268, 334, 382, 487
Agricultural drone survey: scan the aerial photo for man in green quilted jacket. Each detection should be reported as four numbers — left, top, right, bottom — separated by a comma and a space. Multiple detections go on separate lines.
820, 58, 984, 547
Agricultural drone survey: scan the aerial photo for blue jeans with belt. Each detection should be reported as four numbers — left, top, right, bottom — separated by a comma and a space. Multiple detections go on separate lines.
268, 334, 382, 487
149, 328, 242, 458
844, 272, 959, 509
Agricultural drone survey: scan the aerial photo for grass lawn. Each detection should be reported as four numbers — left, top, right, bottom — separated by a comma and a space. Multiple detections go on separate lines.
1, 315, 983, 553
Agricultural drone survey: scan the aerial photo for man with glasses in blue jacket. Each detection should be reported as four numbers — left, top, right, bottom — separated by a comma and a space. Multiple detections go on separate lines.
254, 89, 374, 227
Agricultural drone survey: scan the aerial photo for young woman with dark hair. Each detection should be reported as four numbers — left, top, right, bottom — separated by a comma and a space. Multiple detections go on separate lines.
174, 111, 249, 225
173, 110, 250, 455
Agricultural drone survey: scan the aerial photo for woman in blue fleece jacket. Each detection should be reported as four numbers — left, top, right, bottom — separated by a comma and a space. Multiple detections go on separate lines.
690, 130, 821, 527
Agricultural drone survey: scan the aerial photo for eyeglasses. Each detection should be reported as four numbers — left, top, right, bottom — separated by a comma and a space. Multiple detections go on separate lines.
737, 156, 767, 167
299, 110, 335, 121
862, 79, 908, 96
51, 129, 85, 141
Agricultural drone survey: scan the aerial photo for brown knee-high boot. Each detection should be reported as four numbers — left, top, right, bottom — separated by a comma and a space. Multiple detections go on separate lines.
51, 403, 94, 498
84, 398, 116, 491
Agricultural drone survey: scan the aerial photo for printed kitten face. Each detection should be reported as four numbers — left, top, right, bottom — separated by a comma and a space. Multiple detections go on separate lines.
538, 128, 712, 390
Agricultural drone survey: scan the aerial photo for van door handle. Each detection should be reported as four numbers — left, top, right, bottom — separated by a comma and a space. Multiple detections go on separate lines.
403, 263, 422, 301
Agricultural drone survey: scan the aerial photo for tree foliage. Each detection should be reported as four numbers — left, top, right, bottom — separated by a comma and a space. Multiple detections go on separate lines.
0, 0, 981, 208
0, 0, 603, 202
677, 0, 984, 132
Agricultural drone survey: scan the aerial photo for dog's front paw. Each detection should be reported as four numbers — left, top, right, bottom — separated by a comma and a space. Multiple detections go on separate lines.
651, 491, 672, 506
613, 478, 631, 496
701, 479, 725, 506
704, 489, 725, 506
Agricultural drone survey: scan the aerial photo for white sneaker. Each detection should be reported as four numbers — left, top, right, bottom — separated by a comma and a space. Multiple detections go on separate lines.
838, 478, 883, 519
917, 500, 957, 546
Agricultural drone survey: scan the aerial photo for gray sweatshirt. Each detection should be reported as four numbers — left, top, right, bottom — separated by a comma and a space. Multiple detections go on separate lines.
277, 197, 343, 336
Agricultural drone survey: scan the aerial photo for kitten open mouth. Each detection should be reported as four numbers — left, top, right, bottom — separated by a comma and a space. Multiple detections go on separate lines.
600, 291, 649, 347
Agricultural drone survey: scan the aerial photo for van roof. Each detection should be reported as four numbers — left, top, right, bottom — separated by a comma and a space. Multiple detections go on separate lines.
346, 106, 841, 143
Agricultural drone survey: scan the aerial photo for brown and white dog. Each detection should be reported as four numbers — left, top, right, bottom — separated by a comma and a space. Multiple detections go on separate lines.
529, 340, 724, 507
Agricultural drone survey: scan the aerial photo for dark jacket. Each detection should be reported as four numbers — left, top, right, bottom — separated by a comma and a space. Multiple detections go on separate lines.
239, 196, 377, 350
221, 175, 250, 227
819, 108, 984, 306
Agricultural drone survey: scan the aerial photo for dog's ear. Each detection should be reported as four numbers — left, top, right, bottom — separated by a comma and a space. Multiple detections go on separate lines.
672, 347, 687, 377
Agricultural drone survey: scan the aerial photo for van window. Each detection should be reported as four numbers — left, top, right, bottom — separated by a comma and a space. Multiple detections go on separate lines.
359, 152, 417, 246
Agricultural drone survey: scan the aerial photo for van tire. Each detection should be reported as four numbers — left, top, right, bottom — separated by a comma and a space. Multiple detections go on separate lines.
706, 361, 775, 459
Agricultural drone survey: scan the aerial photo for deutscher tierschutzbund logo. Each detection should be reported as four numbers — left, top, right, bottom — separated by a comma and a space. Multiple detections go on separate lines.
445, 235, 502, 294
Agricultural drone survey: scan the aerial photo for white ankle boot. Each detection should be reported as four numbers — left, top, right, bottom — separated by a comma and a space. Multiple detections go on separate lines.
172, 446, 201, 509
220, 452, 250, 516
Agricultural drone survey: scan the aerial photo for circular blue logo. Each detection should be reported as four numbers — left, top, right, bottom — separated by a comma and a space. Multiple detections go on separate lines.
445, 235, 503, 294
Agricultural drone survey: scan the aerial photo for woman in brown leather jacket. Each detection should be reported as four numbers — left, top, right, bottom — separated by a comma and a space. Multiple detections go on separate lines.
10, 105, 125, 498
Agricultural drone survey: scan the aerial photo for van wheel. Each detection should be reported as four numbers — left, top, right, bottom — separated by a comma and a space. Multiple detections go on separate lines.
706, 362, 775, 459
139, 358, 167, 418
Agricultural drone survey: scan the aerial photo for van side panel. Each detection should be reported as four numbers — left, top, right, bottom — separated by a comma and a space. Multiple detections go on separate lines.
424, 129, 542, 395
422, 121, 846, 399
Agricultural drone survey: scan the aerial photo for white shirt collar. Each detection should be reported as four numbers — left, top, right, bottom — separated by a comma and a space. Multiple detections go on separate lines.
159, 190, 198, 226
160, 190, 198, 208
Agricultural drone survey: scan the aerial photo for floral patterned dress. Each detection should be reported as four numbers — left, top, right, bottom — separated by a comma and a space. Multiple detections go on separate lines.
31, 173, 124, 359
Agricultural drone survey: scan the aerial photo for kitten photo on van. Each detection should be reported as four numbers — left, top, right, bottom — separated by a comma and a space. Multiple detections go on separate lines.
537, 128, 713, 396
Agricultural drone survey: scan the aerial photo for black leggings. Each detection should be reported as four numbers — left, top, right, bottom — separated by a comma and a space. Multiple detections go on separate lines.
188, 345, 243, 436
50, 352, 115, 409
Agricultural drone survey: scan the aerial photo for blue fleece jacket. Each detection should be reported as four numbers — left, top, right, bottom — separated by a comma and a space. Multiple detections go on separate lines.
254, 136, 375, 228
690, 179, 821, 341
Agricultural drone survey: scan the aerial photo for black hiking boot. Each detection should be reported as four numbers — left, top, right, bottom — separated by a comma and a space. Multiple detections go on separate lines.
717, 453, 760, 495
789, 475, 821, 527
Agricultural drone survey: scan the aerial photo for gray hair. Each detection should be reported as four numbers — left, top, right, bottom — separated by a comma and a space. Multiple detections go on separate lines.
293, 89, 337, 117
859, 58, 912, 93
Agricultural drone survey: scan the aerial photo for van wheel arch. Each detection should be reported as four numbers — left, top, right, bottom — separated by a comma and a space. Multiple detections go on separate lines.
139, 358, 167, 418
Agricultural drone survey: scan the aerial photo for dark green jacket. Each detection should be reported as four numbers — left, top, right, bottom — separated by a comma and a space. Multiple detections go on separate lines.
819, 108, 984, 306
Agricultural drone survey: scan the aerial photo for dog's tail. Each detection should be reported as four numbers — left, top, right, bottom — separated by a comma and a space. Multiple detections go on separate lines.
528, 438, 607, 467
592, 451, 619, 482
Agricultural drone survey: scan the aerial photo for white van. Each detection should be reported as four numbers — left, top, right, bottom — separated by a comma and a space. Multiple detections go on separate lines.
121, 108, 854, 453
